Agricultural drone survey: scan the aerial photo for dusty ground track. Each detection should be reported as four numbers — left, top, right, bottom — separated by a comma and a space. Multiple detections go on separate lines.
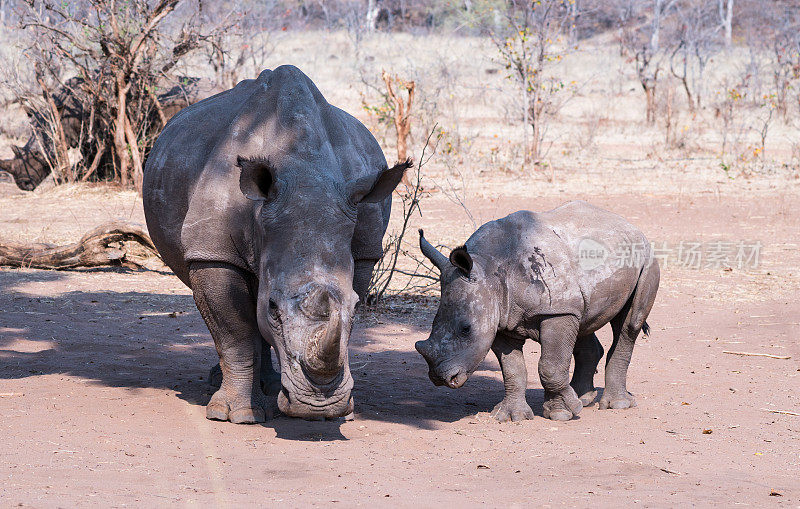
1, 182, 799, 506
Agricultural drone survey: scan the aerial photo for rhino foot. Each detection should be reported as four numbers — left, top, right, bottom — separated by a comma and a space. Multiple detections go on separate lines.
598, 391, 637, 410
490, 398, 535, 423
577, 389, 598, 407
542, 388, 583, 421
206, 386, 275, 424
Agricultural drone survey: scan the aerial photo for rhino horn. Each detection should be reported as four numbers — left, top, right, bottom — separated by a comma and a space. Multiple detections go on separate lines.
303, 287, 343, 381
419, 229, 448, 271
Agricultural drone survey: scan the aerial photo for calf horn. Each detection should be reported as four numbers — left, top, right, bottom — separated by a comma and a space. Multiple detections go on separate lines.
419, 229, 448, 271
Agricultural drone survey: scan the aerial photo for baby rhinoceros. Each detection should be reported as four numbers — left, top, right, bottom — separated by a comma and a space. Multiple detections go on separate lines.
415, 201, 659, 422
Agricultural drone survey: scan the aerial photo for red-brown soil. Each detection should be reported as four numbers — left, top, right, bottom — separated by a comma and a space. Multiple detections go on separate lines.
1, 187, 798, 507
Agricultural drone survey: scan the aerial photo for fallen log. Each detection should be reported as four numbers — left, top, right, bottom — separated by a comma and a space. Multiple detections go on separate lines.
0, 222, 160, 269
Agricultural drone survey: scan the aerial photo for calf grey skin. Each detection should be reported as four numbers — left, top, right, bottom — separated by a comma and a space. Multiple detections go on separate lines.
415, 201, 659, 422
143, 65, 409, 423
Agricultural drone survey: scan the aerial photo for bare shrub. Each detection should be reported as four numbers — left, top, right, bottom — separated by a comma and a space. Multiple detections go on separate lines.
752, 93, 777, 159
615, 0, 678, 124
6, 0, 232, 191
575, 106, 605, 153
368, 127, 439, 304
491, 0, 573, 162
714, 78, 748, 164
770, 31, 800, 121
658, 77, 701, 153
202, 1, 278, 90
669, 0, 720, 113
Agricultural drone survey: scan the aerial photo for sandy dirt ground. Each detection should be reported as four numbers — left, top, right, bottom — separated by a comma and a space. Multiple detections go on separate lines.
1, 180, 799, 507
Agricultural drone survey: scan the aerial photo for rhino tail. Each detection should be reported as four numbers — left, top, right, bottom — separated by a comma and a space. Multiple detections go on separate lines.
642, 321, 650, 338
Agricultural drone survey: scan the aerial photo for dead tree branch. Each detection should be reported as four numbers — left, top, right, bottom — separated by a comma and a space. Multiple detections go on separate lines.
382, 70, 415, 184
0, 222, 160, 270
368, 124, 438, 303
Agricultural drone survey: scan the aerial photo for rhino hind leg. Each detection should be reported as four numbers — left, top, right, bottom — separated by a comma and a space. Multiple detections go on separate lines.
208, 338, 281, 396
570, 333, 604, 406
258, 340, 282, 396
353, 258, 377, 304
189, 261, 274, 424
600, 260, 660, 410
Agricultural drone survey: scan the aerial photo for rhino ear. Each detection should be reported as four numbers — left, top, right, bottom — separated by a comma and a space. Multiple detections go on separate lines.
238, 155, 275, 201
449, 245, 473, 277
351, 159, 413, 204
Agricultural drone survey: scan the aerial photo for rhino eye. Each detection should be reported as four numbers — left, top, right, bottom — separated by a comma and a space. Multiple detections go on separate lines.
460, 324, 472, 336
268, 299, 280, 320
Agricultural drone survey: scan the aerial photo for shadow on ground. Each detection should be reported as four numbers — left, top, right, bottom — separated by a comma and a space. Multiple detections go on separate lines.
0, 268, 552, 439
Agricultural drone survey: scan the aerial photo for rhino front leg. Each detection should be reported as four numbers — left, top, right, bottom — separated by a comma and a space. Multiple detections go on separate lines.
489, 333, 534, 422
208, 338, 281, 396
189, 261, 273, 424
539, 315, 583, 421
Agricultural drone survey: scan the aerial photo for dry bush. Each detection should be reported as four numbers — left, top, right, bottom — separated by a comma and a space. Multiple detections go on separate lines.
367, 127, 440, 304
491, 0, 573, 163
1, 0, 254, 191
381, 70, 415, 183
202, 1, 279, 89
574, 106, 605, 153
658, 78, 703, 154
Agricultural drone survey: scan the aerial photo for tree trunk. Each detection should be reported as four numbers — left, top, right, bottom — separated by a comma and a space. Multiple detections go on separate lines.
124, 113, 144, 193
366, 0, 378, 32
568, 0, 580, 45
651, 0, 663, 52
720, 0, 733, 48
645, 84, 657, 123
114, 72, 131, 186
522, 85, 531, 163
35, 71, 71, 181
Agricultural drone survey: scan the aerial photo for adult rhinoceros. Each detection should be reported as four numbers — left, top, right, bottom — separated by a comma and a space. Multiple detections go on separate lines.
143, 66, 409, 422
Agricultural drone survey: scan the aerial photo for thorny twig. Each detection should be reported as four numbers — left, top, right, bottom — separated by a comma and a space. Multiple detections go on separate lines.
369, 124, 440, 303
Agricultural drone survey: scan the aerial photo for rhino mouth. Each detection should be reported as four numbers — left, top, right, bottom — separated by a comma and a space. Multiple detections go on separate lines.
432, 366, 469, 389
277, 367, 354, 419
417, 341, 471, 389
428, 371, 446, 386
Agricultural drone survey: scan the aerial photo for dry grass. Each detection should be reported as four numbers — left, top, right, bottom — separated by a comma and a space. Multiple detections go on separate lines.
2, 29, 798, 188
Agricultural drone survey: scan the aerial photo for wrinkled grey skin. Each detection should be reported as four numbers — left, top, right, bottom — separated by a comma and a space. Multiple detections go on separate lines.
416, 201, 660, 422
1, 77, 217, 190
143, 66, 408, 422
